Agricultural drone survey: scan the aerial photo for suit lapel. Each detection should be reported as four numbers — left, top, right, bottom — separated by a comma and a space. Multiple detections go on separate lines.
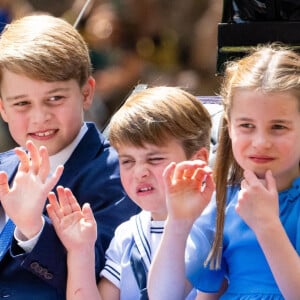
0, 150, 19, 184
59, 123, 104, 184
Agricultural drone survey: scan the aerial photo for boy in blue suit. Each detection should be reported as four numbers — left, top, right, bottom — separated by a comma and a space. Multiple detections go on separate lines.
0, 14, 139, 299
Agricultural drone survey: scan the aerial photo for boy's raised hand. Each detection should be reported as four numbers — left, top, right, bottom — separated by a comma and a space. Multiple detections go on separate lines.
163, 160, 215, 223
0, 140, 63, 239
47, 187, 97, 252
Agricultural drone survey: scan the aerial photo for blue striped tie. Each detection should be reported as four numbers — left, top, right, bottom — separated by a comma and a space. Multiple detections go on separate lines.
0, 219, 15, 260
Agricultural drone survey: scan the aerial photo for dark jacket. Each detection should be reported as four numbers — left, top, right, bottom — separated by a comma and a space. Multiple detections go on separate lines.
0, 122, 140, 299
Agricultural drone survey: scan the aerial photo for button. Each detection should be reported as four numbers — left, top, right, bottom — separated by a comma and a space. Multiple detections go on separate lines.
0, 288, 11, 298
44, 272, 53, 280
30, 261, 53, 280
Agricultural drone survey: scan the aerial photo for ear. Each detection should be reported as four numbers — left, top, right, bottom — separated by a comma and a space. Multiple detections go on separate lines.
81, 76, 95, 110
191, 147, 209, 164
0, 99, 8, 123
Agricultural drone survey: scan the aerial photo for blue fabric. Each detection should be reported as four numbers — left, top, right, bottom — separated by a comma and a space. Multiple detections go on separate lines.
0, 219, 15, 260
130, 242, 149, 300
0, 123, 140, 299
186, 176, 300, 299
0, 9, 11, 33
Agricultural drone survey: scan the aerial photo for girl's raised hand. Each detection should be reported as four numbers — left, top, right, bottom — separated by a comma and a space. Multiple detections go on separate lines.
47, 186, 97, 252
163, 160, 214, 223
236, 169, 279, 233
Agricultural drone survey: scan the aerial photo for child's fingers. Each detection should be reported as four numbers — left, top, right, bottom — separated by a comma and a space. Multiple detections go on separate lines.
46, 203, 60, 227
64, 188, 81, 213
56, 186, 81, 216
15, 147, 30, 173
173, 160, 208, 182
183, 167, 196, 179
47, 191, 64, 219
265, 170, 277, 193
163, 162, 176, 186
38, 146, 51, 182
191, 168, 206, 190
82, 203, 96, 225
185, 161, 208, 179
173, 164, 186, 181
56, 186, 73, 215
47, 192, 66, 230
203, 172, 215, 196
26, 141, 40, 175
240, 178, 248, 190
45, 165, 64, 192
0, 172, 9, 198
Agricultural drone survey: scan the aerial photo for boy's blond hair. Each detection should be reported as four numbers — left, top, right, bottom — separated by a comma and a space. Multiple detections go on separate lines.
109, 86, 212, 159
0, 14, 92, 86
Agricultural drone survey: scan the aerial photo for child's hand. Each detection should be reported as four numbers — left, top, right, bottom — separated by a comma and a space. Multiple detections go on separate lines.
0, 140, 63, 239
236, 169, 279, 232
46, 186, 97, 252
163, 160, 215, 223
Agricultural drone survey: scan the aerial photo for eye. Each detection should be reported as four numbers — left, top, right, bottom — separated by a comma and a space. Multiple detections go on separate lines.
120, 159, 134, 165
13, 100, 30, 107
148, 157, 164, 164
239, 123, 254, 129
48, 95, 64, 102
272, 124, 287, 130
11, 100, 31, 111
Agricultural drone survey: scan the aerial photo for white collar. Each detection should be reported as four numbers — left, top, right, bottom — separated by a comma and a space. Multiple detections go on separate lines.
49, 123, 88, 174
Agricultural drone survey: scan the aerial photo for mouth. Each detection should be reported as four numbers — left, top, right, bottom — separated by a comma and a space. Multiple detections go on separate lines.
29, 129, 58, 139
137, 186, 154, 194
249, 155, 274, 164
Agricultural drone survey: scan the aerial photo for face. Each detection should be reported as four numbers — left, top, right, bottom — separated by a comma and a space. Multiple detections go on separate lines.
117, 139, 190, 221
0, 69, 95, 155
228, 90, 300, 190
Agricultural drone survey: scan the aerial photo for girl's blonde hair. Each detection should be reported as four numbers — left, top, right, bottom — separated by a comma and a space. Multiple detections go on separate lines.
109, 86, 212, 159
0, 14, 92, 87
206, 44, 300, 269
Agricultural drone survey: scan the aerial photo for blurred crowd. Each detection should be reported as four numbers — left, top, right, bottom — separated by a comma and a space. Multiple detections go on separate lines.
0, 0, 223, 151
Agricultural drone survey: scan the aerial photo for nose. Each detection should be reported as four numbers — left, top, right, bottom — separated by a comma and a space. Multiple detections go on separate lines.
252, 129, 272, 149
30, 106, 51, 124
134, 163, 150, 179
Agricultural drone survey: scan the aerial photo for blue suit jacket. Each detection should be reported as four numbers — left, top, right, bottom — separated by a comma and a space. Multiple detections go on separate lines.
0, 122, 140, 299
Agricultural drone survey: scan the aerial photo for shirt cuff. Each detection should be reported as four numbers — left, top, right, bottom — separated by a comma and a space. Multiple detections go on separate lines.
14, 217, 45, 253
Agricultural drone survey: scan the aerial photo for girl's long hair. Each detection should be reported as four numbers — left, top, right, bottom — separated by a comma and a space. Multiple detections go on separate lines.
205, 43, 300, 269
